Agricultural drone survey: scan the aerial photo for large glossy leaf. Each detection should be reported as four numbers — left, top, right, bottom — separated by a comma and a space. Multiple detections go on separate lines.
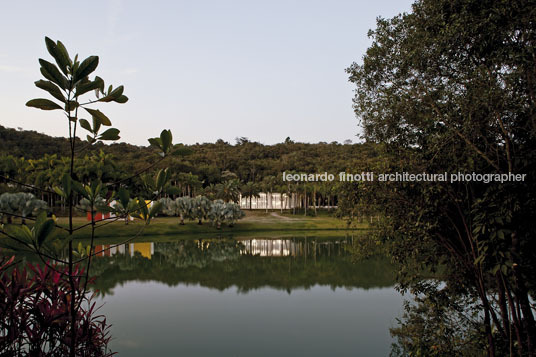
76, 76, 104, 96
98, 128, 120, 141
75, 56, 99, 81
79, 119, 93, 133
55, 41, 71, 69
148, 137, 162, 148
114, 95, 129, 103
53, 186, 66, 198
33, 212, 55, 247
45, 37, 70, 75
34, 80, 66, 102
84, 108, 111, 126
118, 187, 130, 208
72, 179, 89, 199
99, 85, 124, 102
160, 129, 173, 154
92, 115, 102, 134
4, 224, 33, 244
156, 169, 168, 191
39, 59, 68, 89
149, 201, 162, 218
61, 172, 71, 196
26, 98, 63, 111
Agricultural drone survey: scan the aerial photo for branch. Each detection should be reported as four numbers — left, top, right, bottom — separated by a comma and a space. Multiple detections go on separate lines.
0, 211, 70, 232
0, 175, 56, 195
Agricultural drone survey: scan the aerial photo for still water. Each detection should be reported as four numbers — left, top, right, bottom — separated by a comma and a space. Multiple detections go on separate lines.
90, 236, 404, 356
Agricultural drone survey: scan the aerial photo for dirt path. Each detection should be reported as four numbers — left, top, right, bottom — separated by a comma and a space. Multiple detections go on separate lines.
269, 212, 299, 221
241, 212, 301, 222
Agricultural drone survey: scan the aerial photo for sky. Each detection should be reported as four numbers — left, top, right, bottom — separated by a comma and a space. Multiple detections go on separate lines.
0, 0, 414, 146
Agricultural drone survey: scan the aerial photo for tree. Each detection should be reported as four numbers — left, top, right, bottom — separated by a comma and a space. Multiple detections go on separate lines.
261, 175, 277, 212
346, 1, 536, 355
208, 199, 245, 229
191, 195, 211, 224
209, 199, 227, 229
216, 179, 241, 203
0, 37, 172, 356
241, 181, 260, 210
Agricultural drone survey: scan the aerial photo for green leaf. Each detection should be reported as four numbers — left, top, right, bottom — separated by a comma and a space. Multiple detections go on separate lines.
149, 201, 162, 218
138, 197, 149, 218
148, 137, 162, 148
99, 85, 124, 102
39, 59, 68, 90
75, 56, 99, 81
61, 173, 72, 196
118, 187, 130, 207
84, 108, 112, 126
156, 169, 167, 191
92, 115, 102, 134
114, 95, 128, 103
492, 264, 500, 275
26, 98, 63, 111
55, 41, 72, 69
34, 218, 55, 247
5, 225, 33, 244
160, 129, 173, 154
53, 186, 66, 198
72, 179, 89, 199
501, 265, 508, 275
34, 80, 66, 102
79, 119, 93, 133
76, 76, 104, 96
45, 37, 70, 75
98, 128, 120, 141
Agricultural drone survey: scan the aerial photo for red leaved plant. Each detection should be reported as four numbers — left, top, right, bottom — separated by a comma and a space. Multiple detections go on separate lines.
0, 255, 114, 356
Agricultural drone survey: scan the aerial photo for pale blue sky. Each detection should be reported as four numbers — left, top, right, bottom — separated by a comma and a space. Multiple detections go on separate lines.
0, 0, 413, 146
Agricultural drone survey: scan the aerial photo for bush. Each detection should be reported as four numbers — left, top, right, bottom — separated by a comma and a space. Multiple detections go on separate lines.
0, 256, 114, 356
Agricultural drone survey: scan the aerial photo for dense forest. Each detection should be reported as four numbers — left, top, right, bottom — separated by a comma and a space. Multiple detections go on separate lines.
0, 124, 380, 215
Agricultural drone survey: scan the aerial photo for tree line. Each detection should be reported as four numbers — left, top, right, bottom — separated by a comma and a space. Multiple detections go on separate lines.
1, 125, 384, 216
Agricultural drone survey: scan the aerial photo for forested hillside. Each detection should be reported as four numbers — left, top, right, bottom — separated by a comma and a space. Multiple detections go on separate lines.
0, 124, 380, 186
0, 125, 382, 214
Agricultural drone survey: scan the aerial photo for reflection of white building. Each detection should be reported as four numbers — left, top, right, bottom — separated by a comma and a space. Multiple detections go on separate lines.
239, 193, 296, 210
240, 239, 302, 257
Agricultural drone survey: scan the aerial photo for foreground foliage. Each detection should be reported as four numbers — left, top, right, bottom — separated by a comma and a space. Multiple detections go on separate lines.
346, 0, 536, 355
1, 37, 172, 356
0, 256, 113, 356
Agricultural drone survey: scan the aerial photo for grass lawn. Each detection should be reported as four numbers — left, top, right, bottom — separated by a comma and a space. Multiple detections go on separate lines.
52, 211, 368, 241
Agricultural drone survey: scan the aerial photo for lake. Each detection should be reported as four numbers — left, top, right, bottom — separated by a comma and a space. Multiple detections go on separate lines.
89, 235, 404, 356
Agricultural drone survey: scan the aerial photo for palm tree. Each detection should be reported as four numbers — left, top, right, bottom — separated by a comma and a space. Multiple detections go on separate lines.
277, 184, 287, 213
241, 181, 260, 210
191, 196, 211, 224
223, 202, 245, 227
216, 179, 241, 203
175, 196, 193, 225
203, 183, 217, 200
209, 199, 226, 229
261, 175, 277, 212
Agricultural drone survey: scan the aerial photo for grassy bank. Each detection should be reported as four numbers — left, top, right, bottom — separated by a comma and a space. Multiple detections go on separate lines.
54, 211, 368, 241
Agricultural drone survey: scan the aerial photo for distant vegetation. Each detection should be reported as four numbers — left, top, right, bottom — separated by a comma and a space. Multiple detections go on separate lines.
0, 124, 383, 218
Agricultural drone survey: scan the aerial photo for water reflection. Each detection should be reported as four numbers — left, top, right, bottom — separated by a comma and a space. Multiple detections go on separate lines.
90, 236, 403, 357
89, 236, 397, 296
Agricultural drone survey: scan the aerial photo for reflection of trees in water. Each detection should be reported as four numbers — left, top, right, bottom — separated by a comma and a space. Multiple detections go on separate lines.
155, 240, 243, 268
89, 237, 397, 296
